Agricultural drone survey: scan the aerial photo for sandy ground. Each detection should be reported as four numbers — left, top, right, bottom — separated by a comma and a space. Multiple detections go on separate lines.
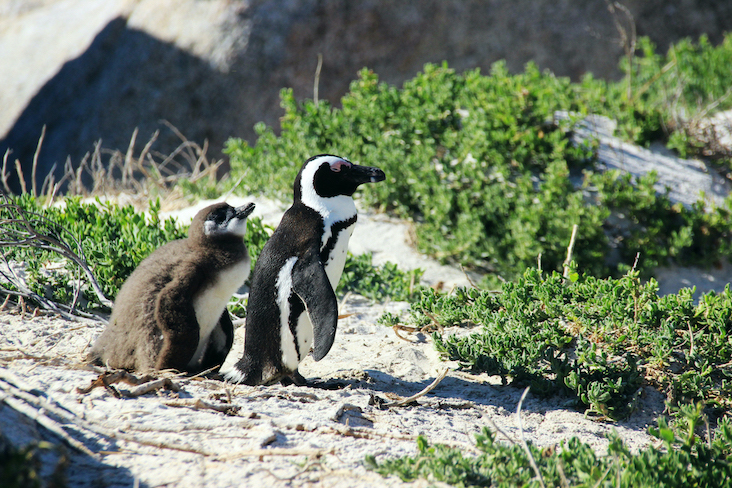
2, 121, 731, 486
0, 295, 664, 488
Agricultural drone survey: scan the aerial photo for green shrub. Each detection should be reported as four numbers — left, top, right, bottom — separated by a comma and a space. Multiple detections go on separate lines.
1, 196, 419, 312
1, 195, 187, 308
219, 34, 732, 281
366, 407, 732, 487
0, 440, 66, 488
392, 268, 732, 420
222, 63, 616, 280
623, 36, 732, 154
591, 170, 732, 273
337, 252, 424, 302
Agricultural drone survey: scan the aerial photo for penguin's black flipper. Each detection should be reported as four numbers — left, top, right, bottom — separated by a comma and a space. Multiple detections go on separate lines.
292, 251, 338, 361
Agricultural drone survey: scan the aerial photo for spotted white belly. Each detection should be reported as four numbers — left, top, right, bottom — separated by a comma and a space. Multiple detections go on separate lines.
276, 257, 300, 371
188, 258, 250, 368
277, 222, 355, 369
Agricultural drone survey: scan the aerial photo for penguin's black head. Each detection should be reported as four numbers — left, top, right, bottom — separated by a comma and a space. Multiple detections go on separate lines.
190, 201, 256, 242
294, 154, 386, 202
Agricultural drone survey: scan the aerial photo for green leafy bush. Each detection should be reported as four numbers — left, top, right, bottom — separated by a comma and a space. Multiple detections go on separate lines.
392, 268, 732, 420
337, 252, 423, 302
223, 63, 614, 280
0, 439, 66, 488
622, 36, 732, 158
219, 34, 732, 281
0, 196, 274, 309
1, 195, 187, 308
1, 196, 419, 312
593, 169, 732, 272
366, 406, 732, 487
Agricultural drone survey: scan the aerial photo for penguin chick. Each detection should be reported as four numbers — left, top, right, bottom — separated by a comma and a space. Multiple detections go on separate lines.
223, 154, 385, 386
89, 202, 255, 374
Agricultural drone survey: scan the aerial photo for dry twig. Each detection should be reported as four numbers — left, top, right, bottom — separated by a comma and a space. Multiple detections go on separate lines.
218, 447, 329, 461
313, 53, 323, 108
388, 367, 449, 407
76, 370, 180, 399
164, 398, 239, 415
2, 372, 214, 457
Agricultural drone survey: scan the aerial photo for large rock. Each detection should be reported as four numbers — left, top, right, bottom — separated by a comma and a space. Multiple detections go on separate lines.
1, 0, 732, 192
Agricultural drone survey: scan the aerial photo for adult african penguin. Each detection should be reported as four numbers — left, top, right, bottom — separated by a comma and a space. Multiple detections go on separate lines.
223, 154, 385, 385
89, 201, 255, 374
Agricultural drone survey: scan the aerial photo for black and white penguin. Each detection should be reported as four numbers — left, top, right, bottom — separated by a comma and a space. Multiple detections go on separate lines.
89, 201, 255, 374
223, 154, 385, 385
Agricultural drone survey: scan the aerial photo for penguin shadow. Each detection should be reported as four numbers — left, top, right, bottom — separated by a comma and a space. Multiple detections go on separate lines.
360, 369, 505, 408
282, 367, 503, 406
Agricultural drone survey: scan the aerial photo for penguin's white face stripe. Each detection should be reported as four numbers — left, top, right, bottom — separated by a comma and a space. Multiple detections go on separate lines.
226, 217, 249, 237
203, 217, 248, 238
204, 221, 217, 235
276, 256, 300, 371
300, 156, 358, 252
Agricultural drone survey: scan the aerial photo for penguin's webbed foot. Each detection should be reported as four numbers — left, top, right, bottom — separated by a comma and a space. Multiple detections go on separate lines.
280, 369, 308, 386
280, 371, 348, 390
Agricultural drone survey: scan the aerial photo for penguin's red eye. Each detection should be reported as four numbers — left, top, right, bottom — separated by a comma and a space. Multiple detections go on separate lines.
330, 160, 351, 172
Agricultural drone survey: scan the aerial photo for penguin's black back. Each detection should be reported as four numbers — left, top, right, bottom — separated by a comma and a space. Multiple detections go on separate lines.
234, 203, 323, 384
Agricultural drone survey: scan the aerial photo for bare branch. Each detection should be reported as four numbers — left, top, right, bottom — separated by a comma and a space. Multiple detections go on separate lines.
563, 224, 579, 279
314, 52, 323, 108
0, 192, 113, 311
14, 159, 26, 194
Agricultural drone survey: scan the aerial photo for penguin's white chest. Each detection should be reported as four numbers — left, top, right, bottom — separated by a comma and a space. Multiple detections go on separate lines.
188, 258, 250, 367
319, 196, 357, 287
278, 210, 357, 371
323, 225, 354, 288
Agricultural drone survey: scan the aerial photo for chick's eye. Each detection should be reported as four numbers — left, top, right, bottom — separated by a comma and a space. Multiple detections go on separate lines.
210, 209, 228, 224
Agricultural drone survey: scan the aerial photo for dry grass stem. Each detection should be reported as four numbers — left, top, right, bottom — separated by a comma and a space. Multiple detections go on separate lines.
0, 123, 221, 208
563, 223, 579, 279
31, 125, 46, 198
517, 386, 546, 488
314, 53, 323, 108
1, 150, 10, 193
217, 447, 330, 461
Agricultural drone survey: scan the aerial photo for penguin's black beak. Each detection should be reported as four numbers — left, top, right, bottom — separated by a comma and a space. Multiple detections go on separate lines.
347, 164, 386, 185
234, 202, 256, 219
